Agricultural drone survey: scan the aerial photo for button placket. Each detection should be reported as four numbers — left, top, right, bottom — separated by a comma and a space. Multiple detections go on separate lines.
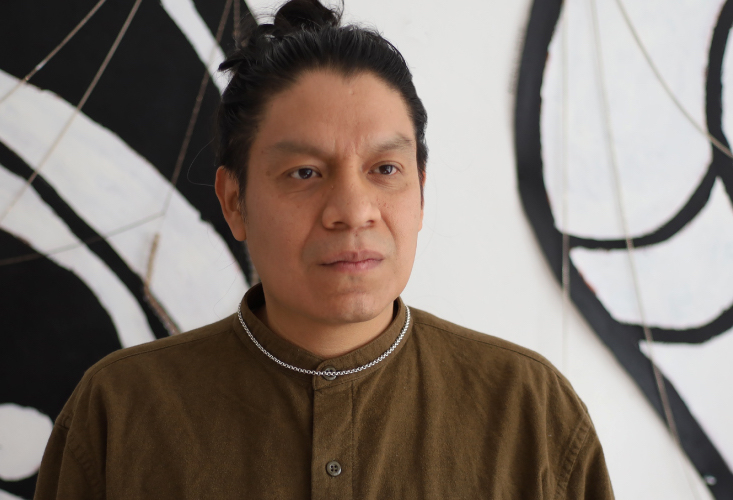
311, 380, 353, 500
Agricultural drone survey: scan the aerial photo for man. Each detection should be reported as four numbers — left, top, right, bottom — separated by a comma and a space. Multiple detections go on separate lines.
35, 0, 614, 498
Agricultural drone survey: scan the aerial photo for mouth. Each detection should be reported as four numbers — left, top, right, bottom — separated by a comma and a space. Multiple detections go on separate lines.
321, 250, 384, 272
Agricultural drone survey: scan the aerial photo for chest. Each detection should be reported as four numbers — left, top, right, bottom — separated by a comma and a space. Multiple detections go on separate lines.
104, 374, 556, 500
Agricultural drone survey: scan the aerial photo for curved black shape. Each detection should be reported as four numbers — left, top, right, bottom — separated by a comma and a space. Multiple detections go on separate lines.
586, 294, 733, 345
569, 0, 733, 343
564, 0, 733, 254
569, 162, 718, 250
0, 475, 37, 499
708, 0, 733, 203
514, 0, 733, 496
0, 3, 254, 496
639, 296, 733, 344
0, 0, 253, 283
193, 0, 239, 56
0, 230, 123, 499
0, 141, 170, 340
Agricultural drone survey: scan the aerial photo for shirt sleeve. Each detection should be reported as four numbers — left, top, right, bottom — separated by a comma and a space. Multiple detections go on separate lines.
33, 417, 104, 500
560, 422, 615, 500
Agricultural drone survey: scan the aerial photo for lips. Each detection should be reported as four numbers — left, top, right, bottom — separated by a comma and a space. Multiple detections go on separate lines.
321, 250, 384, 270
322, 250, 385, 265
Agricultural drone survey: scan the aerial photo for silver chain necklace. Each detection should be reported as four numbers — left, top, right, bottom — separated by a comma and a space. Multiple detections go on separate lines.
237, 303, 411, 379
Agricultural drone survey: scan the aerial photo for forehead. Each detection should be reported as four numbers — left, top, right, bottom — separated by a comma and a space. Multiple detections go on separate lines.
251, 69, 416, 158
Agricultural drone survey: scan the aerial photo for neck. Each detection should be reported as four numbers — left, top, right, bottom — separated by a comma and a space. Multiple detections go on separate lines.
254, 298, 395, 359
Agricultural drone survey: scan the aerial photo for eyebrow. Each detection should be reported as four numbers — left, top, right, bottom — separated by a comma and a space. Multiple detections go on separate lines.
365, 135, 415, 156
266, 134, 415, 159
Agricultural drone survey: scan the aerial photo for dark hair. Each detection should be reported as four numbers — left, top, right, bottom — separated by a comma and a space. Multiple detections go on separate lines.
216, 0, 428, 208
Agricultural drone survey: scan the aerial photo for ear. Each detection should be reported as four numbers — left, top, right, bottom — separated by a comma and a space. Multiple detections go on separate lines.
215, 166, 247, 241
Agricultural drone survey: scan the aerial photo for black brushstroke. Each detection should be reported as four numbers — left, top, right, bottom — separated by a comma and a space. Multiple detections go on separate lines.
566, 296, 733, 345
0, 475, 37, 499
571, 0, 733, 254
514, 0, 733, 495
0, 2, 258, 498
707, 0, 733, 199
0, 142, 170, 340
193, 0, 238, 55
569, 163, 718, 250
640, 299, 733, 343
0, 0, 253, 283
0, 230, 122, 499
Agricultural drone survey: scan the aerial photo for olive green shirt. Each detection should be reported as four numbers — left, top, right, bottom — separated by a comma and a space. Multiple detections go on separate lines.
35, 284, 614, 499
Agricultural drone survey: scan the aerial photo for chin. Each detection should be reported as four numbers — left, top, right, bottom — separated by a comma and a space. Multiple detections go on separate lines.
318, 291, 393, 324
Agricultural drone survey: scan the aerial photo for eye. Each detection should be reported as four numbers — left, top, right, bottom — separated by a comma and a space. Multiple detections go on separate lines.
376, 164, 397, 175
290, 167, 317, 180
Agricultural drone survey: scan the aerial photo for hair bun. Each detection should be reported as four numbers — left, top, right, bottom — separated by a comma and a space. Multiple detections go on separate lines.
223, 0, 340, 64
273, 0, 341, 34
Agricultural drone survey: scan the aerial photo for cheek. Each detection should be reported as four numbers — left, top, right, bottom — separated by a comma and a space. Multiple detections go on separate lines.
244, 193, 315, 270
249, 213, 294, 256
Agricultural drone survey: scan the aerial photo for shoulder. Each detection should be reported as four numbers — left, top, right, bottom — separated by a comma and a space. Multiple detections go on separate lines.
408, 307, 602, 493
411, 306, 559, 373
84, 314, 235, 379
411, 307, 553, 363
409, 307, 588, 413
56, 315, 237, 425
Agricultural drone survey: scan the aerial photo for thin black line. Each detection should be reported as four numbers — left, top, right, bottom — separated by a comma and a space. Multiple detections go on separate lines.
0, 141, 169, 340
186, 139, 215, 187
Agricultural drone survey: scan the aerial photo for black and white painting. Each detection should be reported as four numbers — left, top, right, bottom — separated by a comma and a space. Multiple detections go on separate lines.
4, 0, 733, 497
0, 0, 251, 497
516, 0, 733, 496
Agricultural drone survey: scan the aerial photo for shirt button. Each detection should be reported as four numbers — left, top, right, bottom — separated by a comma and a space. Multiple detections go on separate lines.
322, 366, 337, 381
326, 460, 342, 477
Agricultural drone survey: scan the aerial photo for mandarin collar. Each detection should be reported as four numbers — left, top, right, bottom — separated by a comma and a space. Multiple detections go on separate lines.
231, 283, 412, 389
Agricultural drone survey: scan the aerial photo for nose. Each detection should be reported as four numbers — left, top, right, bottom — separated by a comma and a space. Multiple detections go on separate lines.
321, 168, 381, 230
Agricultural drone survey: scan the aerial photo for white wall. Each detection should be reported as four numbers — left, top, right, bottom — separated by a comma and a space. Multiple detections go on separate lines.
243, 0, 719, 497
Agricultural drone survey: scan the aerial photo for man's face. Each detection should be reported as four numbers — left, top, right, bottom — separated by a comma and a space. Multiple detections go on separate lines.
242, 69, 423, 325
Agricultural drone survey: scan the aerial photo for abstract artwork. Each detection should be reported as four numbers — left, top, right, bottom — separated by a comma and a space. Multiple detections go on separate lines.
0, 1, 250, 497
516, 0, 733, 496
